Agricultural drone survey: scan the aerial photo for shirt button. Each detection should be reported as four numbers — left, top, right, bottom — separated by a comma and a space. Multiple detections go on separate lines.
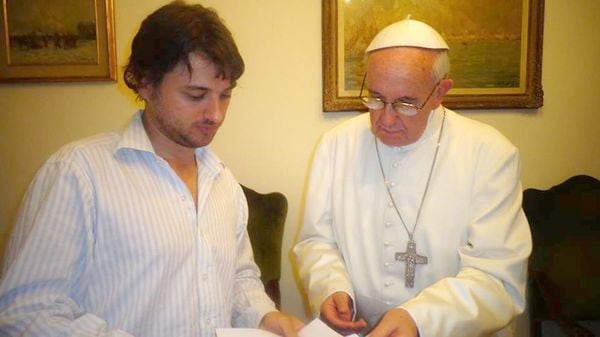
384, 241, 390, 246
385, 222, 392, 228
388, 201, 394, 208
384, 281, 391, 287
390, 181, 396, 187
393, 161, 400, 168
384, 262, 391, 267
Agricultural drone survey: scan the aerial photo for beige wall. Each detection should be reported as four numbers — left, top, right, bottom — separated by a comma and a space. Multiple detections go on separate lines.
1, 0, 599, 333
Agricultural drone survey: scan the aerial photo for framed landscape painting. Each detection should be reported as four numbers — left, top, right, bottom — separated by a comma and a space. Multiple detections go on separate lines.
0, 0, 116, 82
322, 0, 545, 111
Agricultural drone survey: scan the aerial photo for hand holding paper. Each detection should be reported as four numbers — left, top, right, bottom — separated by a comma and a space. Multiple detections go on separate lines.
320, 292, 367, 335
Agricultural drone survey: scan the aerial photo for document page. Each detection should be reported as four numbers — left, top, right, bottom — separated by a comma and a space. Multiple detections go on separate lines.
215, 318, 360, 337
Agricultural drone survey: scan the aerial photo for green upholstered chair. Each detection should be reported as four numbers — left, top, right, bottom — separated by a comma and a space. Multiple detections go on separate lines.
241, 184, 287, 309
523, 175, 600, 337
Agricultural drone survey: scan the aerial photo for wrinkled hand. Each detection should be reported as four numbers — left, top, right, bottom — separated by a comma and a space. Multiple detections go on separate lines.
259, 311, 305, 337
320, 292, 367, 335
366, 308, 417, 337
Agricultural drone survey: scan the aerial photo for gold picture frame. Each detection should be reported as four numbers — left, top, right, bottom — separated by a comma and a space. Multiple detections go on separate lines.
0, 0, 116, 82
322, 0, 544, 111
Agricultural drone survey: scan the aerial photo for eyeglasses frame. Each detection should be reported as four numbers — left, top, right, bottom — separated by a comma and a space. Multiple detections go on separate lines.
358, 73, 443, 116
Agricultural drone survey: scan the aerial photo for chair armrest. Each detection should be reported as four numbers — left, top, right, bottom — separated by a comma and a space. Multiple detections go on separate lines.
532, 270, 595, 337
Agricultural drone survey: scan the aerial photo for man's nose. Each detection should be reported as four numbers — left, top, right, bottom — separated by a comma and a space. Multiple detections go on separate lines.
379, 102, 399, 124
203, 95, 225, 123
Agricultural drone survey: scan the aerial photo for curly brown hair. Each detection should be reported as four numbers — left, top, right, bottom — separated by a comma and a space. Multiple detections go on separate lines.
124, 1, 244, 95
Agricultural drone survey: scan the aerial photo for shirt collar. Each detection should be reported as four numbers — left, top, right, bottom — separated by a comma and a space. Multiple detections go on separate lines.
195, 147, 226, 178
116, 110, 155, 154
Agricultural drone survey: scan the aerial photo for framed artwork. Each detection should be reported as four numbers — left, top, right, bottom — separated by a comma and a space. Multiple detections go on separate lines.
0, 0, 117, 82
322, 0, 545, 111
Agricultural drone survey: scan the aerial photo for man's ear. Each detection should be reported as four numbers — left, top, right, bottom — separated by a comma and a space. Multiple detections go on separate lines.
437, 78, 454, 98
136, 80, 154, 101
430, 78, 454, 109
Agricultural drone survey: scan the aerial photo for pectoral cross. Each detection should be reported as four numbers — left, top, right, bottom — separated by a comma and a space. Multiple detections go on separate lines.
395, 240, 428, 288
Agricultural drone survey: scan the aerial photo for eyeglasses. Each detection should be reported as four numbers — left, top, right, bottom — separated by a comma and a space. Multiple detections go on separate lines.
358, 73, 442, 117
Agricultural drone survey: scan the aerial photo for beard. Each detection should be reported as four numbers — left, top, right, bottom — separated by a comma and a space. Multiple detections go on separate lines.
150, 103, 218, 149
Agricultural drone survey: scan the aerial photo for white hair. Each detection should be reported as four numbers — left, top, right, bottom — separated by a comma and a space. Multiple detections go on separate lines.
432, 50, 450, 82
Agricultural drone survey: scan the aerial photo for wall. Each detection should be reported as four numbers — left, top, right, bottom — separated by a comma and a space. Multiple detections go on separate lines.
1, 0, 599, 334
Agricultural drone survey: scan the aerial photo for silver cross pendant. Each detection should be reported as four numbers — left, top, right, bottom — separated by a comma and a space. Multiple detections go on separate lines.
395, 239, 428, 287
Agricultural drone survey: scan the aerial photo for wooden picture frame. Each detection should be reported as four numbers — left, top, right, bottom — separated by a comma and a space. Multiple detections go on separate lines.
322, 0, 544, 111
0, 0, 117, 82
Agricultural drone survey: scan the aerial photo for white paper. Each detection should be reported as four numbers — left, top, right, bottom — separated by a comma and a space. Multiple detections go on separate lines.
216, 328, 280, 337
298, 318, 359, 337
215, 318, 360, 337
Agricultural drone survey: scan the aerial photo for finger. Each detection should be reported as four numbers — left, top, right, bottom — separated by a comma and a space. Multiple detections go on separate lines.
332, 293, 353, 320
321, 293, 367, 333
264, 313, 304, 337
320, 295, 349, 326
278, 319, 299, 337
320, 299, 343, 324
367, 325, 397, 337
367, 308, 417, 337
353, 318, 368, 330
291, 316, 305, 331
322, 315, 367, 334
340, 318, 368, 335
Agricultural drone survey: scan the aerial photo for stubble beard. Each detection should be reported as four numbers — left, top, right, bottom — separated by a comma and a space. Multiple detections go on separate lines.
152, 104, 215, 149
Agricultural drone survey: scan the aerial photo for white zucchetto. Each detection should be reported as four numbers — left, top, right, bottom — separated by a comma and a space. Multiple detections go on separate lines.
366, 18, 449, 53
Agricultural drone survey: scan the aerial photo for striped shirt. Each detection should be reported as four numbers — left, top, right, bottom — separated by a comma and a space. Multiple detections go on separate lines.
0, 111, 275, 337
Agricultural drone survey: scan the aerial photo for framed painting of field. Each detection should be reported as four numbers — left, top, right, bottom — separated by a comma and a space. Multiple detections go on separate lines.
0, 0, 116, 82
322, 0, 544, 111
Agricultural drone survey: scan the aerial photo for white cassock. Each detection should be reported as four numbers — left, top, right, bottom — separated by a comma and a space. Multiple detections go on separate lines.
293, 107, 532, 337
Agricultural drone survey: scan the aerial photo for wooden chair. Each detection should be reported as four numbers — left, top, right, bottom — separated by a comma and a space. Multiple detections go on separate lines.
241, 185, 287, 309
522, 175, 600, 337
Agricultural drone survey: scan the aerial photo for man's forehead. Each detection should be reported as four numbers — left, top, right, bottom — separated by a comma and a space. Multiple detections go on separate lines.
365, 48, 438, 90
367, 47, 438, 70
168, 55, 231, 84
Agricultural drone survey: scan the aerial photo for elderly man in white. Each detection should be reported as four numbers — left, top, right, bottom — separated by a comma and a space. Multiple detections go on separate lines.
294, 18, 531, 337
